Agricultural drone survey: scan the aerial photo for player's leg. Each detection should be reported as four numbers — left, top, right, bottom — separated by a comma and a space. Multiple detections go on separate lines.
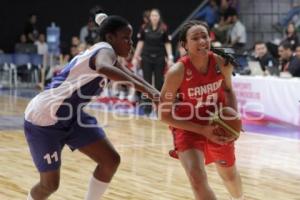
178, 149, 217, 200
79, 138, 121, 182
79, 138, 120, 200
67, 112, 120, 200
24, 121, 64, 199
215, 163, 243, 200
28, 170, 60, 200
208, 141, 243, 199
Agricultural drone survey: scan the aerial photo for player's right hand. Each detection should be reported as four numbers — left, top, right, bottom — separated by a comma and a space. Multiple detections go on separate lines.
203, 125, 233, 145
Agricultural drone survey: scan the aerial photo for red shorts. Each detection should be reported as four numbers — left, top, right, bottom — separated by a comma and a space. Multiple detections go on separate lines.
170, 128, 236, 167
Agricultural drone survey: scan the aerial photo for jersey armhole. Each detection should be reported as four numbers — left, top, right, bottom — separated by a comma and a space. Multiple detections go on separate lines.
89, 49, 100, 71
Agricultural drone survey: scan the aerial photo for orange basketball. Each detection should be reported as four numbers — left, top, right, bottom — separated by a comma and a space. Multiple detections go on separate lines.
210, 107, 242, 138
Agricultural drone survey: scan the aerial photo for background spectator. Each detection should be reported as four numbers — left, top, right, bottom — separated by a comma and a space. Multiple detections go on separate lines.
140, 9, 150, 28
132, 8, 173, 115
24, 13, 40, 43
133, 8, 173, 91
226, 8, 246, 51
281, 22, 299, 51
278, 42, 300, 77
295, 45, 300, 59
254, 41, 279, 76
34, 33, 48, 56
79, 5, 103, 45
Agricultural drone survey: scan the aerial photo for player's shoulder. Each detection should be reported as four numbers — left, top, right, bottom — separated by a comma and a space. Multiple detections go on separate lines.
93, 42, 114, 54
94, 42, 117, 60
165, 62, 185, 83
168, 62, 184, 76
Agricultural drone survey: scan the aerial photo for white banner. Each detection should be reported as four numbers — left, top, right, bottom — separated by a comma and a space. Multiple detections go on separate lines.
233, 76, 300, 127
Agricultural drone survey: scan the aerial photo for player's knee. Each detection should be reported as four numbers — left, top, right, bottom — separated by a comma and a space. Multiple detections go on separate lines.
186, 167, 208, 187
102, 152, 121, 171
110, 152, 121, 169
219, 168, 238, 182
40, 179, 60, 193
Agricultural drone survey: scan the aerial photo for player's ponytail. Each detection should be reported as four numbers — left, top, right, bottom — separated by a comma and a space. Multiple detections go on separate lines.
210, 47, 239, 67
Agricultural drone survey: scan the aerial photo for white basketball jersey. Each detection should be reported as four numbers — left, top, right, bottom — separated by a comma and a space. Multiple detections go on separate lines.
25, 42, 116, 126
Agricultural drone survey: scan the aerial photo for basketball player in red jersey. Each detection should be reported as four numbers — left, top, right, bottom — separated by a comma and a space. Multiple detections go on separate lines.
159, 20, 243, 200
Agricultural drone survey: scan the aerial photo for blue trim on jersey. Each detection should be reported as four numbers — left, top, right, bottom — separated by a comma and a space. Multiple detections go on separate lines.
45, 57, 78, 90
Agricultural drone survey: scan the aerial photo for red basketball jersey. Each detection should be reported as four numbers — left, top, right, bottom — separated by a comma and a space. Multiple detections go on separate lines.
174, 52, 226, 125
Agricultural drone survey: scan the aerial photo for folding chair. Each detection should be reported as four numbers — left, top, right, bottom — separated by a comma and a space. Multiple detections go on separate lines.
12, 53, 32, 87
0, 53, 14, 87
30, 54, 44, 84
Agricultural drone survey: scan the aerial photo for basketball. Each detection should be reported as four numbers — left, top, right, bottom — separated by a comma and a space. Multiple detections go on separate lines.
210, 107, 242, 138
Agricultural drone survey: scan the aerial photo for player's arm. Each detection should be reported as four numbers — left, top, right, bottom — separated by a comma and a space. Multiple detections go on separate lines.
159, 62, 220, 140
114, 60, 159, 97
95, 48, 159, 100
215, 54, 238, 110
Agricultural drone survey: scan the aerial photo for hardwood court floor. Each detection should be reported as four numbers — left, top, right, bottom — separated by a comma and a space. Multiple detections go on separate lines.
0, 95, 300, 200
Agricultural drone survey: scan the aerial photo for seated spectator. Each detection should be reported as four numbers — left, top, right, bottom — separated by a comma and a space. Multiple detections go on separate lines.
71, 36, 81, 47
281, 22, 299, 51
34, 33, 48, 56
15, 34, 37, 53
19, 34, 28, 44
211, 11, 233, 44
295, 45, 300, 59
278, 42, 300, 77
79, 18, 98, 45
254, 41, 279, 76
226, 8, 246, 52
79, 5, 103, 45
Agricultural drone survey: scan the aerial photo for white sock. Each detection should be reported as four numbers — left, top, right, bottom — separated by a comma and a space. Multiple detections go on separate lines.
231, 195, 244, 200
27, 192, 34, 200
85, 176, 109, 200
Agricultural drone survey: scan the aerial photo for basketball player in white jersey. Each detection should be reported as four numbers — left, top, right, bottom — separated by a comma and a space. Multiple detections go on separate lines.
24, 13, 159, 200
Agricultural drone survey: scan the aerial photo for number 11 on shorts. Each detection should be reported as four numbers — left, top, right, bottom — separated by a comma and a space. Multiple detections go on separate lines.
43, 151, 59, 164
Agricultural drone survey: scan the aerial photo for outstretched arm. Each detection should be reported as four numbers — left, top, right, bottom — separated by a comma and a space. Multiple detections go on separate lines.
95, 48, 159, 101
114, 60, 159, 98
